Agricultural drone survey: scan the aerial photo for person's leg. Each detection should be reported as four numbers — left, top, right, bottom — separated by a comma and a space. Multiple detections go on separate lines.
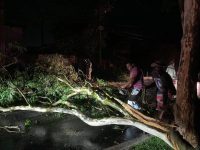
156, 92, 165, 120
159, 110, 165, 120
156, 93, 164, 111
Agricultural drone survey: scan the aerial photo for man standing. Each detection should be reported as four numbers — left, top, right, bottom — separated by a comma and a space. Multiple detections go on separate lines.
166, 60, 177, 80
151, 61, 176, 120
121, 63, 144, 109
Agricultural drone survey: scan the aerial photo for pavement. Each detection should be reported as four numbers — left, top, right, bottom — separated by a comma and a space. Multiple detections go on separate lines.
0, 111, 149, 150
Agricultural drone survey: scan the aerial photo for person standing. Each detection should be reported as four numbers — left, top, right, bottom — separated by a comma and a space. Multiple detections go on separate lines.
166, 59, 177, 80
166, 59, 177, 89
151, 61, 176, 120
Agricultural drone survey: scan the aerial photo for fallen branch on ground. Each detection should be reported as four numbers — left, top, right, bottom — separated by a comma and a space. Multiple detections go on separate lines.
0, 105, 192, 150
0, 125, 21, 133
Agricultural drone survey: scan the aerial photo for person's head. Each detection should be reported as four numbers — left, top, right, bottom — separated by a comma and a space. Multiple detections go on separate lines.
151, 61, 164, 73
126, 63, 135, 71
169, 59, 175, 65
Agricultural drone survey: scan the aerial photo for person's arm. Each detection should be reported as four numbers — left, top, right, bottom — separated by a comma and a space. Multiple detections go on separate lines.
121, 77, 134, 89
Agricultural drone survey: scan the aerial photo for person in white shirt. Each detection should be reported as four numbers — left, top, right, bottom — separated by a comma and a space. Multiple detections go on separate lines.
166, 60, 177, 80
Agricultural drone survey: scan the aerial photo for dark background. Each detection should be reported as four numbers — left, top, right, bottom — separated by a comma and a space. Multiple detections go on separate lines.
3, 0, 182, 73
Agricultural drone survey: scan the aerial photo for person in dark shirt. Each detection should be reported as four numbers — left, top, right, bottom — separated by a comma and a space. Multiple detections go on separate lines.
150, 61, 176, 120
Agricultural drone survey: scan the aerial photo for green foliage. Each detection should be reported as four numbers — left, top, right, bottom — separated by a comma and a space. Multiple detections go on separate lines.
0, 85, 17, 106
24, 73, 72, 104
131, 137, 173, 150
0, 68, 73, 106
97, 78, 107, 86
24, 119, 32, 130
0, 66, 118, 119
68, 94, 119, 118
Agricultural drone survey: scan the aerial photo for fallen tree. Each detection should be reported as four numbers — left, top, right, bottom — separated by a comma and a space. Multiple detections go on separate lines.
0, 70, 194, 150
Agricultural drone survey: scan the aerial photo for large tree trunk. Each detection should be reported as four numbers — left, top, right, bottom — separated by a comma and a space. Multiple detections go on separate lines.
175, 0, 200, 147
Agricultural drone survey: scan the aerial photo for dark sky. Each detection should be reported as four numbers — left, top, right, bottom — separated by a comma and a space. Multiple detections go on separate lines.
5, 0, 182, 42
4, 0, 182, 68
5, 0, 97, 25
107, 0, 182, 41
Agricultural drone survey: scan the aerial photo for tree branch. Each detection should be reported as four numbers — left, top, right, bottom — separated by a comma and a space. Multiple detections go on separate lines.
0, 106, 173, 148
0, 125, 21, 133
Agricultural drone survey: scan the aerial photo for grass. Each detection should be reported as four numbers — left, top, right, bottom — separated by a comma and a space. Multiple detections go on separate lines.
131, 136, 173, 150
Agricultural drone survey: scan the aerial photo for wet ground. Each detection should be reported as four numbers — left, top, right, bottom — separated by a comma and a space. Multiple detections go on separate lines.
0, 111, 146, 150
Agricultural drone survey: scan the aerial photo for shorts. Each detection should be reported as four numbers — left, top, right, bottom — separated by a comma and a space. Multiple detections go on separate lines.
128, 88, 142, 101
127, 100, 141, 110
127, 88, 142, 110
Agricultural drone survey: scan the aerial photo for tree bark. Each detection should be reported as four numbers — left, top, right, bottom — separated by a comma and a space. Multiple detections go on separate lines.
175, 0, 200, 147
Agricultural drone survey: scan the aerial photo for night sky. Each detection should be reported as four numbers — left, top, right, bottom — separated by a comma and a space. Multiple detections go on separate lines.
4, 0, 182, 69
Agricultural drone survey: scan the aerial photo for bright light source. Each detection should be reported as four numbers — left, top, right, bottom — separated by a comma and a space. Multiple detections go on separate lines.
197, 82, 200, 99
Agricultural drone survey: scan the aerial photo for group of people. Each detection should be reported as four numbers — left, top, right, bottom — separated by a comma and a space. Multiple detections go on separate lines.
120, 61, 176, 120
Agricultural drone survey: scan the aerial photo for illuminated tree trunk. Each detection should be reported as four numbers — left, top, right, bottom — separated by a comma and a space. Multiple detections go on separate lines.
175, 0, 200, 147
